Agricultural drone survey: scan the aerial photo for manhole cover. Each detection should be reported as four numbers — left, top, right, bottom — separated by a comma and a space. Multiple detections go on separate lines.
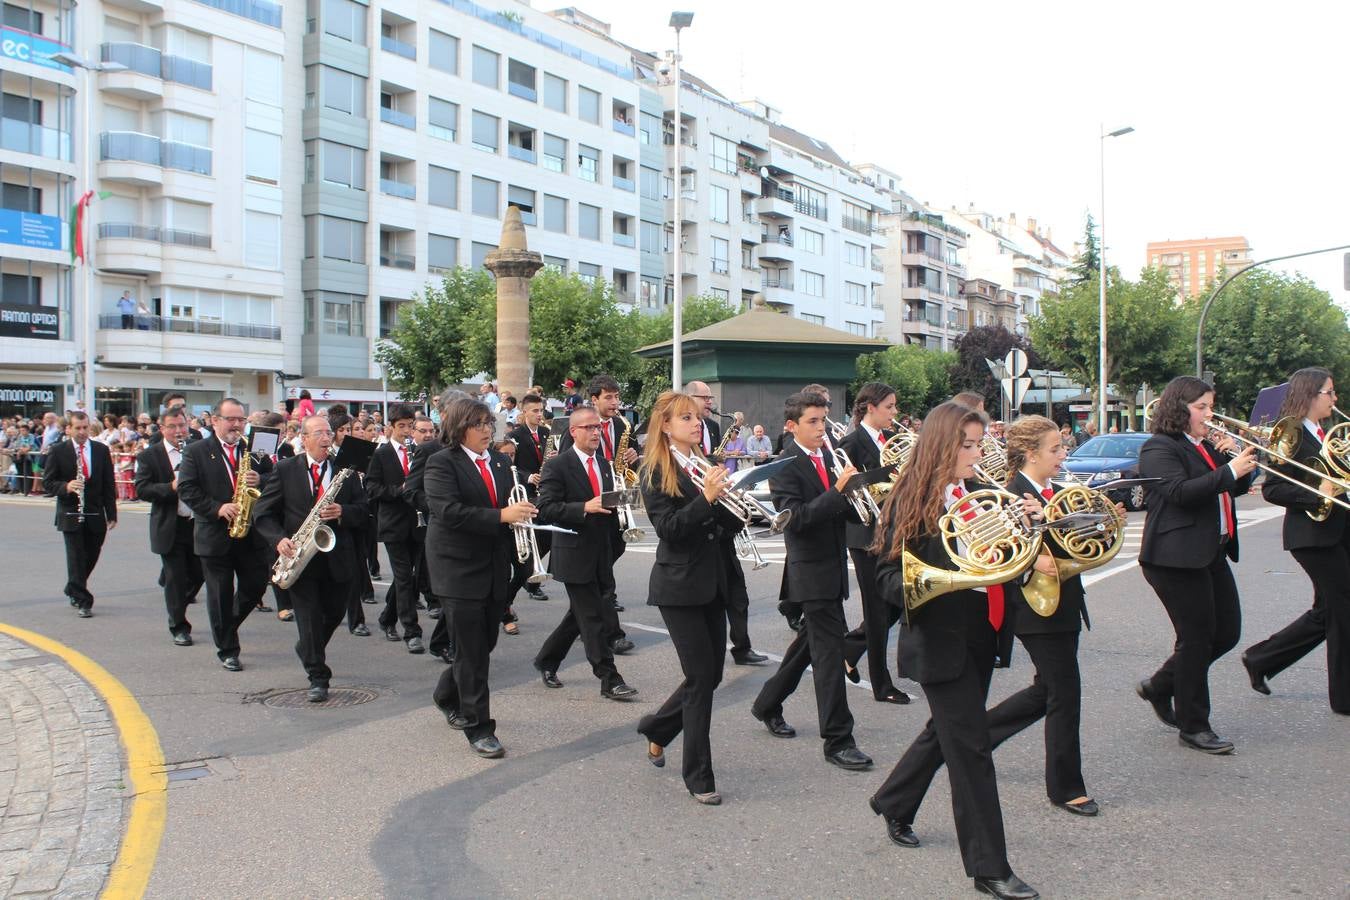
262, 687, 379, 709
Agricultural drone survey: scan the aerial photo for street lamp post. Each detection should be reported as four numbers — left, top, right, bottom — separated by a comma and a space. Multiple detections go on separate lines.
668, 11, 693, 391
1097, 124, 1133, 432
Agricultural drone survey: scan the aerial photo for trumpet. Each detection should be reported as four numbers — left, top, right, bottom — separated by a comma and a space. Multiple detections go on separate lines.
825, 416, 848, 441
610, 458, 646, 543
671, 447, 790, 535
1204, 415, 1350, 520
509, 466, 550, 585
831, 447, 880, 525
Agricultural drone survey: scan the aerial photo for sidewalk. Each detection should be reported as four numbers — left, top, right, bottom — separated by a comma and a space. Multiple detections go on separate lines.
0, 633, 126, 897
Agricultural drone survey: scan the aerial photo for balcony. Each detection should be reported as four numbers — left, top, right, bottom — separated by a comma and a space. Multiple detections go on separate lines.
507, 81, 537, 102
380, 35, 416, 59
0, 118, 71, 162
762, 273, 794, 291
379, 107, 415, 130
99, 222, 210, 248
841, 214, 871, 234
188, 0, 282, 28
871, 257, 885, 273
613, 175, 634, 193
98, 314, 277, 339
160, 56, 212, 91
99, 132, 211, 177
664, 191, 699, 224
756, 189, 795, 220
904, 210, 967, 240
507, 144, 536, 164
757, 232, 795, 262
379, 178, 415, 200
901, 251, 945, 269
101, 43, 212, 91
794, 198, 827, 221
97, 314, 282, 369
612, 118, 635, 137
613, 232, 635, 248
664, 250, 697, 275
380, 252, 415, 270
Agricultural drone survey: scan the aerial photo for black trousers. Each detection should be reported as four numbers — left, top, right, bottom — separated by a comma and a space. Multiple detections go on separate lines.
986, 631, 1086, 804
428, 600, 451, 656
199, 545, 267, 660
378, 537, 423, 639
640, 601, 727, 794
346, 570, 366, 630
843, 549, 901, 697
61, 517, 107, 608
871, 610, 1010, 880
289, 567, 348, 685
534, 580, 622, 690
1141, 545, 1242, 734
1247, 540, 1350, 713
159, 516, 202, 636
751, 598, 855, 754
433, 592, 506, 742
365, 519, 380, 575
722, 542, 752, 655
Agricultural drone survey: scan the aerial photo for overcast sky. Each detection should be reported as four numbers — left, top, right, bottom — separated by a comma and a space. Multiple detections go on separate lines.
566, 0, 1350, 307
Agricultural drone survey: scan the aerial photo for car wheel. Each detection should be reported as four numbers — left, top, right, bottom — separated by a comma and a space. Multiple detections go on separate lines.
1126, 484, 1146, 511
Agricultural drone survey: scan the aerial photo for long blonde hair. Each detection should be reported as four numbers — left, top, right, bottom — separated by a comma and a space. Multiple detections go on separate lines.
640, 391, 705, 497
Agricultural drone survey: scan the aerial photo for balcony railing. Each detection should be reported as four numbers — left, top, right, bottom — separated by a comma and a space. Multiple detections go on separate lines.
189, 0, 281, 27
98, 222, 212, 248
871, 258, 884, 272
379, 106, 415, 129
100, 132, 212, 175
612, 175, 634, 193
612, 118, 635, 136
613, 232, 635, 248
379, 178, 415, 199
380, 252, 416, 270
760, 232, 793, 246
507, 81, 537, 102
762, 274, 793, 290
795, 199, 827, 221
160, 140, 212, 175
98, 313, 279, 339
380, 35, 416, 59
428, 124, 456, 142
711, 260, 729, 275
160, 55, 213, 90
100, 42, 159, 77
507, 144, 536, 164
0, 118, 71, 161
766, 187, 794, 203
841, 214, 871, 234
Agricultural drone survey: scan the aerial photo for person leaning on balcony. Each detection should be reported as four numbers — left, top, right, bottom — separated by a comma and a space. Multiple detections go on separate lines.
135, 297, 151, 330
117, 290, 136, 329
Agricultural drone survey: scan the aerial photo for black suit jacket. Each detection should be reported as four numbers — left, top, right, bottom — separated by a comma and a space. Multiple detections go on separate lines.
422, 446, 514, 602
366, 442, 419, 542
641, 472, 744, 607
558, 414, 634, 463
701, 416, 722, 457
537, 448, 619, 584
177, 435, 274, 557
42, 439, 116, 530
401, 439, 444, 514
770, 441, 856, 603
839, 425, 892, 550
507, 423, 551, 498
1261, 423, 1345, 550
133, 441, 190, 554
253, 455, 368, 582
1005, 472, 1088, 635
1138, 432, 1254, 567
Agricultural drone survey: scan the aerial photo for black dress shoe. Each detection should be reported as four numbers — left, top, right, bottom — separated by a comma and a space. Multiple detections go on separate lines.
1136, 678, 1178, 728
753, 710, 796, 738
612, 599, 624, 612
732, 649, 769, 665
406, 637, 425, 654
416, 598, 428, 610
307, 684, 329, 703
526, 586, 549, 601
172, 633, 193, 647
255, 601, 273, 612
786, 612, 804, 632
427, 606, 443, 619
360, 595, 377, 605
444, 710, 470, 730
1241, 652, 1271, 695
877, 688, 912, 704
602, 682, 638, 700
351, 624, 371, 636
221, 656, 243, 672
434, 647, 454, 665
825, 747, 874, 771
1179, 730, 1235, 754
973, 873, 1039, 900
382, 627, 400, 642
844, 662, 861, 684
76, 607, 92, 618
470, 735, 505, 758
611, 637, 635, 654
537, 666, 563, 688
1055, 798, 1099, 817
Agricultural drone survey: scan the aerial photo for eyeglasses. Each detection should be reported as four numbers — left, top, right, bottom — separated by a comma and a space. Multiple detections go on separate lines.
469, 421, 494, 431
217, 416, 247, 424
573, 423, 604, 431
1318, 389, 1337, 396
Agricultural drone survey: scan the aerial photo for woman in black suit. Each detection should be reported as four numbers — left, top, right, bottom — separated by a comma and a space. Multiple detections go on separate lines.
636, 391, 746, 806
1243, 367, 1349, 714
1135, 376, 1258, 754
868, 401, 1040, 900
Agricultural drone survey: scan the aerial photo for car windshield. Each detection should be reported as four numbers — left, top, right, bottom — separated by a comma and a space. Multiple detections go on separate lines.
1070, 436, 1144, 460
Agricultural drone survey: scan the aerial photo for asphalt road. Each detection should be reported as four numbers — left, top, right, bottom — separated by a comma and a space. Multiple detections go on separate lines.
1, 495, 1347, 898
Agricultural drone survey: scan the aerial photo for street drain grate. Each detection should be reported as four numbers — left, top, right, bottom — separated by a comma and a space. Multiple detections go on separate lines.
166, 765, 212, 782
262, 687, 379, 709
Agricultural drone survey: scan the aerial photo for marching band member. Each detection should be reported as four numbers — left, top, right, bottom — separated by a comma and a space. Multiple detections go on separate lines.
133, 406, 202, 644
1135, 376, 1257, 754
254, 416, 369, 702
750, 391, 873, 771
366, 403, 425, 653
1243, 367, 1349, 714
685, 380, 721, 457
423, 398, 534, 758
533, 405, 639, 700
43, 410, 117, 618
326, 412, 371, 636
776, 382, 840, 633
178, 398, 273, 671
840, 381, 911, 703
506, 392, 552, 602
637, 391, 748, 805
868, 401, 1037, 900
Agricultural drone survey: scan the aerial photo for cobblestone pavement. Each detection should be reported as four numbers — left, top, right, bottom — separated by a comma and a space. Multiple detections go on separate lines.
0, 633, 125, 898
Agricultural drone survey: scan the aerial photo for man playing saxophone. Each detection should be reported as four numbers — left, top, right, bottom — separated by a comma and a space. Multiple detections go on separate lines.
254, 416, 369, 703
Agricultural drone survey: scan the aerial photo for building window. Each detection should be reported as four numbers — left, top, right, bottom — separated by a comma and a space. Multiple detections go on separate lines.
427, 234, 458, 273
472, 45, 499, 88
640, 220, 661, 255
471, 242, 495, 270
800, 313, 824, 325
313, 65, 367, 117
313, 291, 365, 336
640, 112, 660, 145
845, 282, 865, 306
428, 165, 458, 209
244, 211, 280, 269
428, 98, 458, 141
577, 144, 598, 183
799, 228, 823, 255
507, 185, 536, 224
379, 298, 407, 337
710, 135, 735, 174
304, 215, 366, 263
640, 276, 660, 309
543, 72, 567, 112
846, 241, 865, 266
306, 140, 366, 189
322, 0, 366, 44
801, 270, 825, 297
244, 129, 281, 184
842, 200, 870, 234
543, 194, 567, 233
429, 30, 458, 74
711, 287, 729, 302
711, 237, 729, 274
578, 203, 600, 241
640, 165, 660, 201
2, 3, 41, 32
543, 133, 566, 172
577, 86, 600, 124
1, 273, 39, 304
471, 111, 499, 153
796, 184, 826, 220
471, 176, 499, 218
845, 321, 866, 336
544, 255, 567, 272
577, 262, 600, 285
1, 183, 40, 213
710, 185, 729, 224
244, 48, 282, 107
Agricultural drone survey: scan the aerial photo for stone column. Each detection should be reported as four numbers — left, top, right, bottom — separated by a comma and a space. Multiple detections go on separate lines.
484, 205, 543, 402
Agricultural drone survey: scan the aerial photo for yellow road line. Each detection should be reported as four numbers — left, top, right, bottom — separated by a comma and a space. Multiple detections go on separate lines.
0, 623, 166, 899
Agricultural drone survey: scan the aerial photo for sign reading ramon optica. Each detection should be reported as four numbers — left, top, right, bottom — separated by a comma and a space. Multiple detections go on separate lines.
0, 386, 56, 404
0, 209, 62, 251
0, 303, 59, 339
0, 26, 73, 72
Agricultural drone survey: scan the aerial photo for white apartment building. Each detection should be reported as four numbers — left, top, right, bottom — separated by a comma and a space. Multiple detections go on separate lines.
948, 207, 1071, 336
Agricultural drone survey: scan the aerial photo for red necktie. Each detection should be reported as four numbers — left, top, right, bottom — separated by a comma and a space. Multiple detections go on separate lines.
79, 444, 89, 478
311, 463, 324, 499
1317, 427, 1326, 442
877, 431, 886, 449
953, 486, 1005, 631
1042, 487, 1054, 501
600, 420, 614, 460
399, 447, 409, 476
810, 454, 830, 490
586, 456, 601, 497
700, 422, 710, 454
1193, 442, 1235, 538
223, 443, 237, 489
475, 457, 498, 506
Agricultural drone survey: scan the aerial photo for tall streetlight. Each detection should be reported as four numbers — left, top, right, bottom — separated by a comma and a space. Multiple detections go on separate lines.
668, 11, 693, 391
1097, 124, 1133, 431
51, 52, 125, 415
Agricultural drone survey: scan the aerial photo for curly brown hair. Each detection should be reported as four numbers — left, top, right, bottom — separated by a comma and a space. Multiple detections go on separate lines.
1003, 415, 1059, 486
1150, 376, 1213, 436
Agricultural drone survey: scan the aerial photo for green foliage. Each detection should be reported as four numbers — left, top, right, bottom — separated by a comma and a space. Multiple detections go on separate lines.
854, 344, 956, 415
949, 325, 1043, 413
1067, 213, 1100, 286
375, 268, 494, 399
631, 294, 741, 412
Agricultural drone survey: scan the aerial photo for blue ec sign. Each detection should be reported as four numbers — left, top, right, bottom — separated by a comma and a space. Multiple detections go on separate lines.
0, 27, 73, 73
0, 209, 63, 251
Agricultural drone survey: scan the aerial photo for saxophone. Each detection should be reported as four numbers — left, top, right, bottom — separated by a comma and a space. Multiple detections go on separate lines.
227, 437, 262, 539
272, 466, 357, 588
612, 418, 638, 488
711, 422, 739, 461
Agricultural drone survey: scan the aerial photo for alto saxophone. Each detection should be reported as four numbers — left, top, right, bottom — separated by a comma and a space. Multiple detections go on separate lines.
272, 466, 357, 588
227, 438, 261, 539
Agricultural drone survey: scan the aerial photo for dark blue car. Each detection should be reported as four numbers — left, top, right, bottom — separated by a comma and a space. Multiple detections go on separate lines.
1060, 432, 1150, 510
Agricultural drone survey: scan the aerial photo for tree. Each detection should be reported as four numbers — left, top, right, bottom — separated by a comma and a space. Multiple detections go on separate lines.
631, 294, 741, 411
375, 268, 494, 400
1066, 213, 1100, 286
854, 344, 956, 416
1189, 268, 1350, 416
948, 325, 1043, 414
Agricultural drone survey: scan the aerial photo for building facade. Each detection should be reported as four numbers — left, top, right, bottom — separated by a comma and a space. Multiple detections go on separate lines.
1146, 235, 1252, 298
949, 207, 1070, 337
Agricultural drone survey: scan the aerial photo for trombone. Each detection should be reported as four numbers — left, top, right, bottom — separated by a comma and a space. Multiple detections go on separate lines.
1204, 415, 1350, 519
831, 446, 880, 525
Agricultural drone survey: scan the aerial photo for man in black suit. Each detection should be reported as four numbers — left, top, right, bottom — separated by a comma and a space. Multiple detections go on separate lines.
147, 392, 202, 446
423, 398, 536, 757
507, 392, 551, 601
133, 406, 202, 644
178, 397, 273, 671
43, 411, 116, 617
254, 415, 369, 702
366, 403, 424, 653
328, 412, 371, 635
685, 380, 722, 457
410, 415, 440, 618
777, 383, 839, 633
533, 405, 639, 700
750, 393, 873, 770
